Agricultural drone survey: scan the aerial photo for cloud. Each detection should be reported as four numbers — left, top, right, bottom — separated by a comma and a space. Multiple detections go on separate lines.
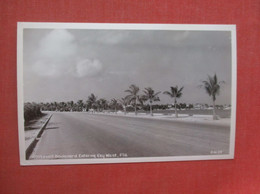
37, 29, 77, 58
32, 60, 60, 77
83, 31, 130, 45
32, 29, 77, 77
75, 59, 103, 77
99, 31, 130, 44
32, 29, 104, 78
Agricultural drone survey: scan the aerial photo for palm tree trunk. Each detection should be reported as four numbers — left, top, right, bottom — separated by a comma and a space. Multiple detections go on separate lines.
150, 102, 153, 116
135, 98, 137, 115
174, 98, 178, 118
124, 106, 126, 115
212, 99, 217, 120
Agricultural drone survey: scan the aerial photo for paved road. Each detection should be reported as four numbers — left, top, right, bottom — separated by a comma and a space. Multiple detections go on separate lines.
31, 112, 230, 159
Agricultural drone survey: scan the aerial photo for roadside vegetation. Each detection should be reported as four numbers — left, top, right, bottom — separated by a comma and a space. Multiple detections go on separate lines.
24, 102, 43, 123
26, 74, 229, 120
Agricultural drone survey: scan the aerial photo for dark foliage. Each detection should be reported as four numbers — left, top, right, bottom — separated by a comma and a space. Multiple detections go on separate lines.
24, 102, 42, 123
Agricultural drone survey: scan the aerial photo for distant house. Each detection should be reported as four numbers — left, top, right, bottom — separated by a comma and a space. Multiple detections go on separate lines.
193, 103, 210, 110
194, 103, 203, 109
167, 104, 173, 108
223, 105, 231, 110
89, 108, 94, 112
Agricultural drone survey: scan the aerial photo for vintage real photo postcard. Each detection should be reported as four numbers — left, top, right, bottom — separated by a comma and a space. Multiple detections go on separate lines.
17, 23, 236, 165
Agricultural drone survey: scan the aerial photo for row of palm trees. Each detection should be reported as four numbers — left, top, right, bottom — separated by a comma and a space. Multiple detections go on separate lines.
40, 74, 224, 120
123, 85, 184, 117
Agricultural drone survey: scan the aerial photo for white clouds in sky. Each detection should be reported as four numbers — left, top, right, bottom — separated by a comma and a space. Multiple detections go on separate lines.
37, 29, 77, 58
32, 29, 102, 78
75, 59, 103, 77
24, 29, 231, 104
32, 60, 61, 77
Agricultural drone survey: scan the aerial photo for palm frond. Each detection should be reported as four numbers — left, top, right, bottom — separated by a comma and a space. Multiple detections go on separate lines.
176, 93, 183, 98
170, 87, 177, 95
137, 96, 144, 105
124, 89, 132, 93
125, 94, 135, 103
154, 91, 161, 96
178, 86, 184, 93
214, 73, 218, 84
163, 91, 173, 97
154, 96, 160, 101
200, 74, 225, 101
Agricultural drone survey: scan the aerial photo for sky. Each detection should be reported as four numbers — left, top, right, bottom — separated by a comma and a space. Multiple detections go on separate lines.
23, 28, 232, 105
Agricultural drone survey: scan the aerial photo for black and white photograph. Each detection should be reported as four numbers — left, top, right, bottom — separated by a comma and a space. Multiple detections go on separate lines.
17, 23, 236, 165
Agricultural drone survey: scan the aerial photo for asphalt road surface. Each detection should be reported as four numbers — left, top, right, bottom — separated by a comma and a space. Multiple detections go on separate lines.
31, 112, 230, 159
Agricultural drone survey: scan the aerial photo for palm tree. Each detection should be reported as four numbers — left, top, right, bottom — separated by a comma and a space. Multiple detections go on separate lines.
118, 97, 128, 115
142, 87, 160, 116
68, 101, 74, 111
53, 101, 58, 111
110, 98, 118, 113
87, 93, 97, 112
99, 98, 108, 112
199, 74, 224, 120
59, 102, 66, 112
163, 86, 184, 118
96, 99, 102, 112
77, 100, 84, 111
125, 84, 142, 115
85, 100, 91, 111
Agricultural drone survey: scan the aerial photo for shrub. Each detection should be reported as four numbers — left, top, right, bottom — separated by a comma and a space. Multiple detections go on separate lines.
24, 102, 42, 123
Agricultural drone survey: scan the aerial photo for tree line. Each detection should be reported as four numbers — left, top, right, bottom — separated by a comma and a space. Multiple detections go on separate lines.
39, 85, 185, 116
25, 74, 225, 121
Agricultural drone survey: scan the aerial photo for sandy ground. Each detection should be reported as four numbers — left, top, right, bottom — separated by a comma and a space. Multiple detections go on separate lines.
87, 111, 231, 127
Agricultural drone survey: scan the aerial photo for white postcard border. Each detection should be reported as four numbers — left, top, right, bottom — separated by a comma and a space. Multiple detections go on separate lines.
17, 22, 237, 166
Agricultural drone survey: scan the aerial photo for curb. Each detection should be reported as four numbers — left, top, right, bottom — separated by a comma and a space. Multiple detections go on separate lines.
25, 114, 53, 160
